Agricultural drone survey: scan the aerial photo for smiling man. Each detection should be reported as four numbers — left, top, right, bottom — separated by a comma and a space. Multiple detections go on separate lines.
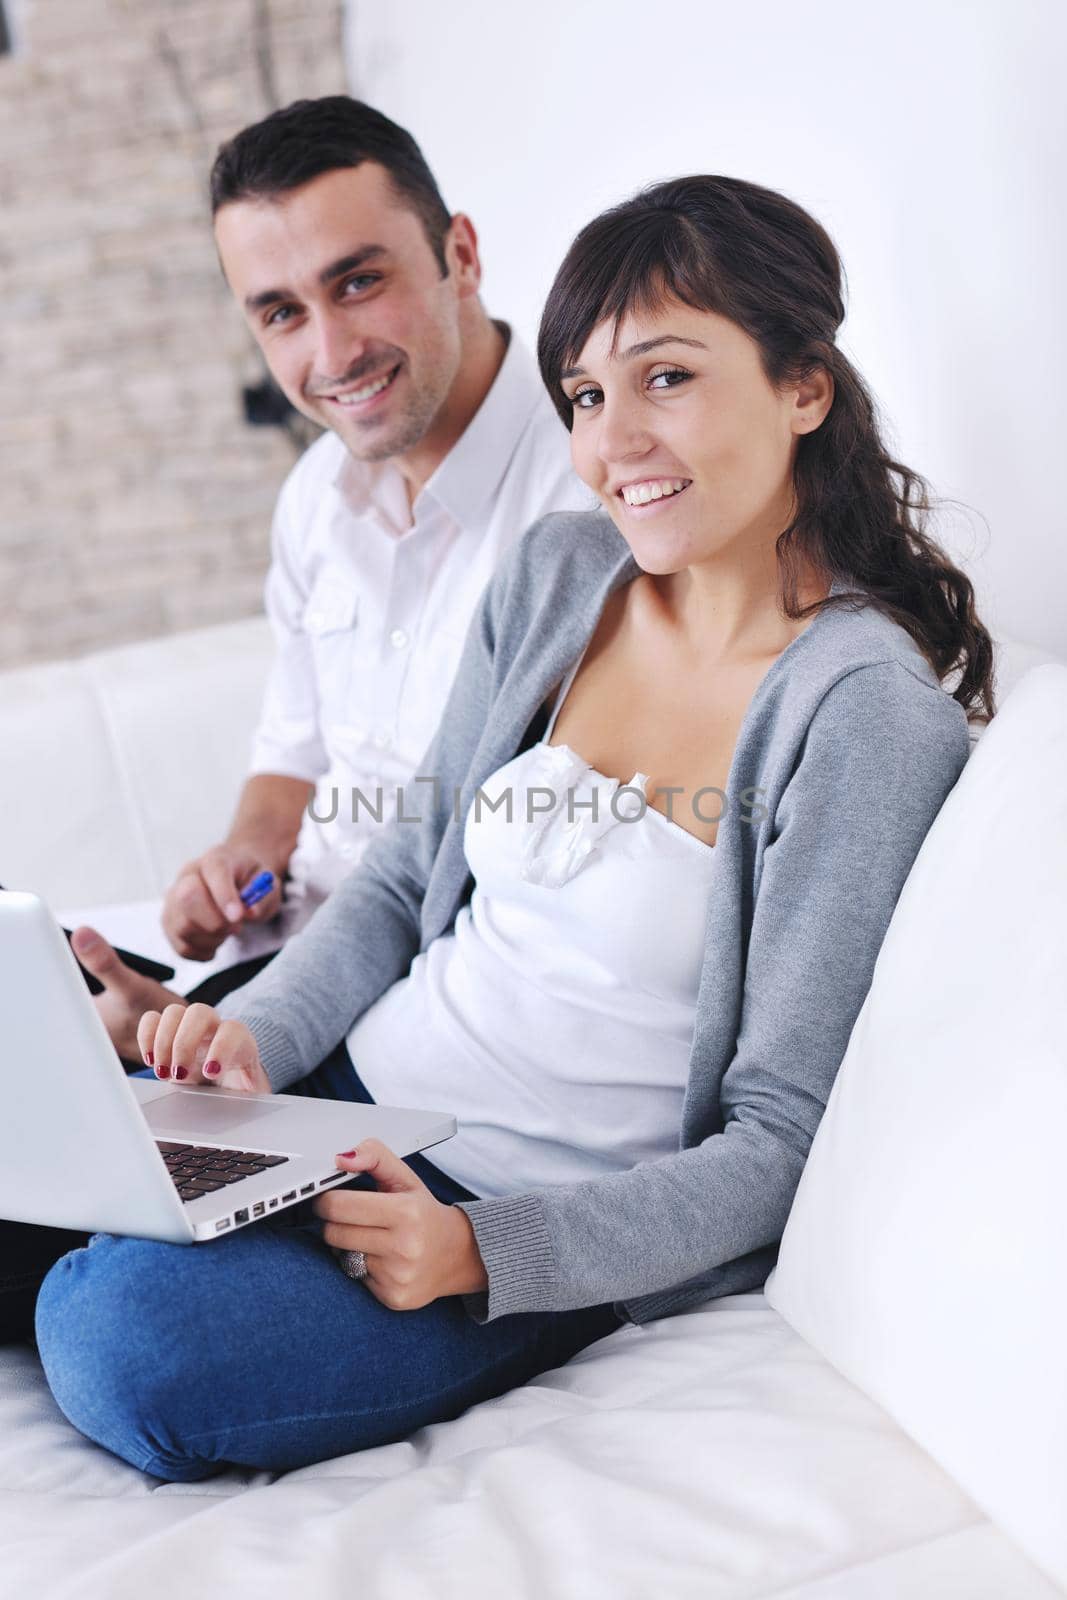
74, 95, 588, 1049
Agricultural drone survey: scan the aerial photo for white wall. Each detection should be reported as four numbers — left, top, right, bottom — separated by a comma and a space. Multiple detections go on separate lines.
345, 0, 1066, 659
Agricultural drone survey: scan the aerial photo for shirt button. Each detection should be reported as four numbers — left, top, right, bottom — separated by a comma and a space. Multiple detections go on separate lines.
389, 627, 409, 650
373, 729, 392, 750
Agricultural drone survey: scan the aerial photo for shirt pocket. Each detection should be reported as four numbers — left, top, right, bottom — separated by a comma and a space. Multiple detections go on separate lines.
302, 567, 361, 732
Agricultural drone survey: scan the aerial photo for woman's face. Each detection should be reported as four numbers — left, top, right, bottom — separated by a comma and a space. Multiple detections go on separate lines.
560, 296, 830, 578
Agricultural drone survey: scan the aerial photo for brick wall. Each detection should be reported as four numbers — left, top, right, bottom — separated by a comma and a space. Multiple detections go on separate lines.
0, 0, 345, 668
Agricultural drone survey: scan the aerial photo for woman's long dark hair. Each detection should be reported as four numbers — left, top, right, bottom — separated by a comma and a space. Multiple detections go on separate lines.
538, 176, 995, 725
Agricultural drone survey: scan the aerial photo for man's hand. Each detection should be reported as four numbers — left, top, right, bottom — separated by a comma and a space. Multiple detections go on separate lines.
161, 842, 284, 961
161, 773, 310, 960
71, 926, 184, 1060
136, 1001, 272, 1095
312, 1139, 489, 1309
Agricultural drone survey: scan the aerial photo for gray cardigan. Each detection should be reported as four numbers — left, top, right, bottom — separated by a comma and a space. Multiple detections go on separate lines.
221, 509, 971, 1326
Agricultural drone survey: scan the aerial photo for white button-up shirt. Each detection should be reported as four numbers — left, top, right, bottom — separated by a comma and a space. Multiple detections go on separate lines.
247, 323, 591, 937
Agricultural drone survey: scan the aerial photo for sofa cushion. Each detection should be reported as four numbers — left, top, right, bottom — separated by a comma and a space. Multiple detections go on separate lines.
0, 618, 272, 907
766, 663, 1067, 1591
2, 1293, 1059, 1599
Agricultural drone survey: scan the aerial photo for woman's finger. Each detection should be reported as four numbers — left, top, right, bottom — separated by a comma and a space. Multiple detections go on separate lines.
312, 1186, 397, 1229
136, 1010, 161, 1067
318, 1222, 388, 1254
169, 1003, 224, 1083
201, 1020, 272, 1094
150, 1003, 193, 1078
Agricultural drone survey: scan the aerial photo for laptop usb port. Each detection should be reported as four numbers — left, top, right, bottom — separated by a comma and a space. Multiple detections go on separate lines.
282, 1191, 296, 1202
300, 1183, 315, 1195
215, 1218, 231, 1232
252, 1202, 265, 1217
234, 1208, 249, 1224
319, 1175, 339, 1186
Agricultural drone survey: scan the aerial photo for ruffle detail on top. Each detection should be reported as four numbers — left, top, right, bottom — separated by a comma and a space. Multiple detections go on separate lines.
519, 742, 651, 889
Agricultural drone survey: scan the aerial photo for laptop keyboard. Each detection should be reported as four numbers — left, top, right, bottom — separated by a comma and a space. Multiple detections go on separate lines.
156, 1140, 289, 1204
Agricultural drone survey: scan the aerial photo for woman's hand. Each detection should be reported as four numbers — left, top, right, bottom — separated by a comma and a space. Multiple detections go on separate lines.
312, 1139, 489, 1310
136, 1002, 272, 1095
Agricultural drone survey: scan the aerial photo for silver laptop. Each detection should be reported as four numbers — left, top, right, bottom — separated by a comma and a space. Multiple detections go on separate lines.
0, 890, 456, 1244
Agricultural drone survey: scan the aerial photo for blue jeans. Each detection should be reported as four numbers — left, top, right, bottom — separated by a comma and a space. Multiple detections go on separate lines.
29, 1046, 621, 1481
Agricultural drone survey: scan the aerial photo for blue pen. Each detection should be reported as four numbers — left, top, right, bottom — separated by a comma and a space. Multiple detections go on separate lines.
239, 870, 276, 910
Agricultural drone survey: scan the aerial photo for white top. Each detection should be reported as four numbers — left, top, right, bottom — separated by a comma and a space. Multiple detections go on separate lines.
244, 322, 589, 941
346, 657, 717, 1198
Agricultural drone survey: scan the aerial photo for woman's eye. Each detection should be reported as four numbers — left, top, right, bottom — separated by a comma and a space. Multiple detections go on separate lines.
568, 368, 692, 409
648, 367, 692, 390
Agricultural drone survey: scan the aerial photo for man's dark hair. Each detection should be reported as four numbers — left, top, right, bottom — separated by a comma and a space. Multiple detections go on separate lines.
209, 95, 453, 276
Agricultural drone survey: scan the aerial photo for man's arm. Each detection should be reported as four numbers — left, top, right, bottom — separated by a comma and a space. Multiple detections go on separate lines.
225, 772, 312, 874
161, 458, 328, 960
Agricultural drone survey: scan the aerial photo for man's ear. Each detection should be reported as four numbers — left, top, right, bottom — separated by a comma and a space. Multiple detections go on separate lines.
444, 213, 483, 298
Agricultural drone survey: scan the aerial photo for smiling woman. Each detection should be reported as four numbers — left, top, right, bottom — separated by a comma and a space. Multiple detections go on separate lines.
29, 172, 991, 1486
537, 175, 994, 721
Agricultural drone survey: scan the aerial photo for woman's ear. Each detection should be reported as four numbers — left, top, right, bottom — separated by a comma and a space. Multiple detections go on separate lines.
793, 364, 834, 433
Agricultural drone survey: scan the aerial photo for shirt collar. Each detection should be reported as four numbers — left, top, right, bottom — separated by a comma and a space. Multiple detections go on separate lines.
419, 321, 545, 531
330, 320, 546, 537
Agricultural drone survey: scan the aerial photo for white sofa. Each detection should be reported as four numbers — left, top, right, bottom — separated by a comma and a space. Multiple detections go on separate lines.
1, 617, 1064, 1600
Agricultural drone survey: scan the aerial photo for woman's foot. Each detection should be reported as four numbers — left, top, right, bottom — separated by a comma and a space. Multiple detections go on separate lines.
70, 926, 185, 1061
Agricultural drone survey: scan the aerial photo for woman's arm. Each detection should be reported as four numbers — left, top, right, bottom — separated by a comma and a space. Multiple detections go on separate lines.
453, 662, 972, 1322
214, 545, 506, 1090
214, 506, 627, 1090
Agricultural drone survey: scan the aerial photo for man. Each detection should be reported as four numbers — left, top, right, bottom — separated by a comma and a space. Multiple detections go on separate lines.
74, 95, 587, 1055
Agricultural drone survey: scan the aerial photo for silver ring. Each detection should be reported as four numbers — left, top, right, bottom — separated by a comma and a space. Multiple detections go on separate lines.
339, 1249, 368, 1281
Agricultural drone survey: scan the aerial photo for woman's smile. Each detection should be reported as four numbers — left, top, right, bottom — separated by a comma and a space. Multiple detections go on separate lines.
616, 477, 693, 511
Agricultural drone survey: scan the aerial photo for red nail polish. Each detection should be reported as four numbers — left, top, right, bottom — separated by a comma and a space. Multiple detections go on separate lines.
146, 1051, 154, 1065
204, 1060, 221, 1077
174, 1066, 188, 1081
339, 1149, 357, 1158
157, 1064, 170, 1079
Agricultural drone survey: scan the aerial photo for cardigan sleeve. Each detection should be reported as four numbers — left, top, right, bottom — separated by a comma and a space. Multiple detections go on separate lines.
215, 545, 505, 1091
455, 662, 972, 1322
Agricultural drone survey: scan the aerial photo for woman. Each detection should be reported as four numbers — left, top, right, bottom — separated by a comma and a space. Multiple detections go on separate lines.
26, 175, 992, 1480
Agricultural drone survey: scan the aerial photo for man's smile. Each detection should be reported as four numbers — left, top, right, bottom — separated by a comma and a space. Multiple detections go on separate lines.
319, 363, 403, 411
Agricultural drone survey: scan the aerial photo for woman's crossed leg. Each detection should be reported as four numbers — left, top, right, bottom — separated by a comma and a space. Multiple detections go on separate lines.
33, 1182, 619, 1481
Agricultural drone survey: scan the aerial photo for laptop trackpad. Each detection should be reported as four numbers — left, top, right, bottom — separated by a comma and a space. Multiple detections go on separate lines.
144, 1091, 288, 1141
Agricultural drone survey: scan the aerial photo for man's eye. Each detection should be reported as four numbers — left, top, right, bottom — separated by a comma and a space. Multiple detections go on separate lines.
342, 274, 380, 295
265, 305, 297, 327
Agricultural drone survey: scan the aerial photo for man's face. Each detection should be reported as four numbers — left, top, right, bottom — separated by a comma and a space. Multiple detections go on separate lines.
214, 163, 465, 461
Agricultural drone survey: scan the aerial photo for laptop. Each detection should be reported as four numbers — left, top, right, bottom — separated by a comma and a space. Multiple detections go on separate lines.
0, 890, 457, 1244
